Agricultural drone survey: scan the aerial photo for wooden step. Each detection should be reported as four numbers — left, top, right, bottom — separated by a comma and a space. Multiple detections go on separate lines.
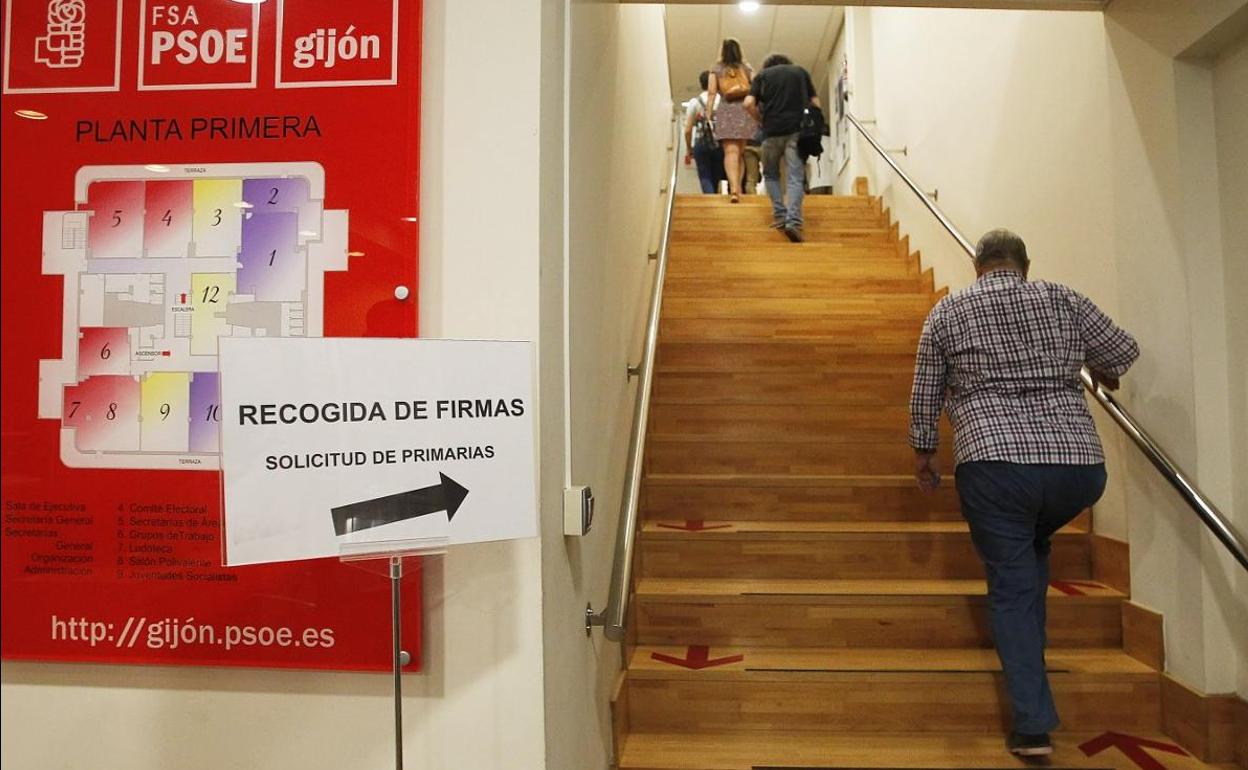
665, 251, 914, 275
669, 243, 904, 262
673, 203, 887, 219
653, 371, 913, 406
633, 577, 1125, 648
624, 646, 1158, 734
645, 438, 952, 476
642, 474, 963, 521
638, 520, 1089, 580
672, 219, 890, 231
662, 296, 933, 320
675, 193, 879, 209
655, 340, 917, 373
659, 318, 922, 343
672, 213, 889, 230
618, 731, 1215, 770
671, 229, 894, 246
648, 403, 924, 441
663, 276, 931, 299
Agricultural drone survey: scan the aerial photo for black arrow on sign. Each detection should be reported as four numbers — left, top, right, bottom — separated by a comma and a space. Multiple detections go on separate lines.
331, 473, 469, 536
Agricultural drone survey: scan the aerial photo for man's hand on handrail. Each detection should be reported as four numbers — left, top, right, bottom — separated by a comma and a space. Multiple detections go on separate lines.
1089, 370, 1120, 392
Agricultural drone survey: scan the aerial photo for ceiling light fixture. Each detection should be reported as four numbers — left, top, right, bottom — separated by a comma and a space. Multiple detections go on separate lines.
738, 1, 761, 13
15, 109, 48, 120
144, 164, 170, 173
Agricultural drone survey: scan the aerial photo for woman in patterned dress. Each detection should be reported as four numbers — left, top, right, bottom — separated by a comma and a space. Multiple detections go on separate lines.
707, 38, 759, 202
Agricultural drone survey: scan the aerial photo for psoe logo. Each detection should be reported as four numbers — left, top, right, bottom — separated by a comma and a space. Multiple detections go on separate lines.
138, 1, 259, 91
3, 0, 122, 93
276, 0, 397, 88
34, 0, 87, 69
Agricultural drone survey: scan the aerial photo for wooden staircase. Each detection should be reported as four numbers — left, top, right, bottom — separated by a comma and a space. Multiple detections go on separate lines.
612, 192, 1222, 770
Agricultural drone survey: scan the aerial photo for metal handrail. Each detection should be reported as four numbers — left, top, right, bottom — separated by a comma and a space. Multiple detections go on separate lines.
845, 111, 1248, 573
586, 112, 683, 639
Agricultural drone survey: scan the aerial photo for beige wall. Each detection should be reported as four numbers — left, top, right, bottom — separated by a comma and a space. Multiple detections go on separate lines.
837, 3, 1248, 697
833, 6, 1130, 540
0, 0, 552, 767
542, 4, 674, 770
1211, 31, 1248, 698
1103, 1, 1247, 697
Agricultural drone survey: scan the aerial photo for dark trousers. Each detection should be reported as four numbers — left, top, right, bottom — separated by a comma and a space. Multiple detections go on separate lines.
955, 461, 1108, 734
692, 144, 725, 194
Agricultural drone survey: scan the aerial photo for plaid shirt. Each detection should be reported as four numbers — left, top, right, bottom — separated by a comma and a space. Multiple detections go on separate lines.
909, 270, 1139, 466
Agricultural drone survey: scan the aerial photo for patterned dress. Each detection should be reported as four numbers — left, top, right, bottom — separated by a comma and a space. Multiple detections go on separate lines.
711, 62, 759, 141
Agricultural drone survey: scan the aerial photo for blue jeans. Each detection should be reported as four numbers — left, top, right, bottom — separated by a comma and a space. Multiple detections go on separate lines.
692, 144, 725, 194
762, 132, 805, 227
954, 461, 1108, 734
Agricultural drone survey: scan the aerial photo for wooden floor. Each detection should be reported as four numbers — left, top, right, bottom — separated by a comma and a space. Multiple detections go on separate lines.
614, 192, 1216, 770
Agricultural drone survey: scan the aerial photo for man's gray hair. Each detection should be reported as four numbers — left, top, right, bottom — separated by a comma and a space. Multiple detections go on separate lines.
975, 229, 1029, 270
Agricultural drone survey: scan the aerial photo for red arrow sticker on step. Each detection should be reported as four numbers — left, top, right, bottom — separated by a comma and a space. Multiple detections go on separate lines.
1079, 731, 1187, 770
1050, 580, 1106, 596
654, 520, 732, 532
650, 645, 744, 670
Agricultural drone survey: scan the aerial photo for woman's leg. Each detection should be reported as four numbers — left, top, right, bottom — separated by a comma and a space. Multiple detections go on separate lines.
722, 140, 743, 195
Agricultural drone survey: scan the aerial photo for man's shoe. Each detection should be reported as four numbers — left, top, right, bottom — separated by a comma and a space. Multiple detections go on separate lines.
1008, 732, 1053, 757
783, 225, 804, 243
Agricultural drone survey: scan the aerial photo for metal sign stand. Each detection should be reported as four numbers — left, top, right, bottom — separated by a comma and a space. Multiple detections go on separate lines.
389, 555, 409, 770
342, 550, 426, 770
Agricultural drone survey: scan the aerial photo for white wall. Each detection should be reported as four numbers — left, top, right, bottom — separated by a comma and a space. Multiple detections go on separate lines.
1102, 1, 1247, 698
1211, 31, 1248, 699
540, 4, 674, 770
833, 7, 1130, 540
0, 1, 552, 768
837, 3, 1248, 697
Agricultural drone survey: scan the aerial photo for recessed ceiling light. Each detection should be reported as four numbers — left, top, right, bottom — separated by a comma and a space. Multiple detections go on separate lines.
15, 109, 48, 120
400, 216, 418, 223
738, 1, 761, 13
298, 230, 317, 236
347, 251, 365, 257
144, 164, 170, 173
233, 201, 254, 209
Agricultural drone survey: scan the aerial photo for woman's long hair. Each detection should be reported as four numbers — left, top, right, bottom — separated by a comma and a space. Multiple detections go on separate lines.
719, 38, 744, 68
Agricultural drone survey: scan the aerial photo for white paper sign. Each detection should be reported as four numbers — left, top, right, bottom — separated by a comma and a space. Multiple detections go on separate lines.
219, 338, 537, 566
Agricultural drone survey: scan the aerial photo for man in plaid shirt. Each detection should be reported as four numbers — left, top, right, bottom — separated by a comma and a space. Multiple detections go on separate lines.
908, 229, 1139, 757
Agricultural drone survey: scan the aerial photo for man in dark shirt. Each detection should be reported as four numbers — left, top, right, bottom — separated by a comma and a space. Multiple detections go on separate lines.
909, 229, 1139, 757
745, 54, 819, 243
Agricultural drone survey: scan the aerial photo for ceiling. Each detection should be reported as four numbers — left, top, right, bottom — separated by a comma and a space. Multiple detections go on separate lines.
665, 4, 846, 102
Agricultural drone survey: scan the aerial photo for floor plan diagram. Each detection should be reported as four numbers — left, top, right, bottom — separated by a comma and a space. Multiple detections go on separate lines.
38, 163, 350, 470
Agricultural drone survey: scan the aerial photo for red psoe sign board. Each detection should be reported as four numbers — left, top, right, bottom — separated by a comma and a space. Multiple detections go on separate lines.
0, 0, 424, 671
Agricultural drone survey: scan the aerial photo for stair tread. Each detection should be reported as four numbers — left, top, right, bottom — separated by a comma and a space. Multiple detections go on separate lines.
635, 577, 1124, 600
641, 520, 1087, 537
627, 646, 1153, 677
658, 335, 919, 345
649, 435, 928, 446
618, 731, 1211, 769
646, 473, 921, 487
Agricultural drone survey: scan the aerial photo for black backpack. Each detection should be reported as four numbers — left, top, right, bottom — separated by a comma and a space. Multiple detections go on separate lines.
693, 96, 718, 152
798, 105, 827, 160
